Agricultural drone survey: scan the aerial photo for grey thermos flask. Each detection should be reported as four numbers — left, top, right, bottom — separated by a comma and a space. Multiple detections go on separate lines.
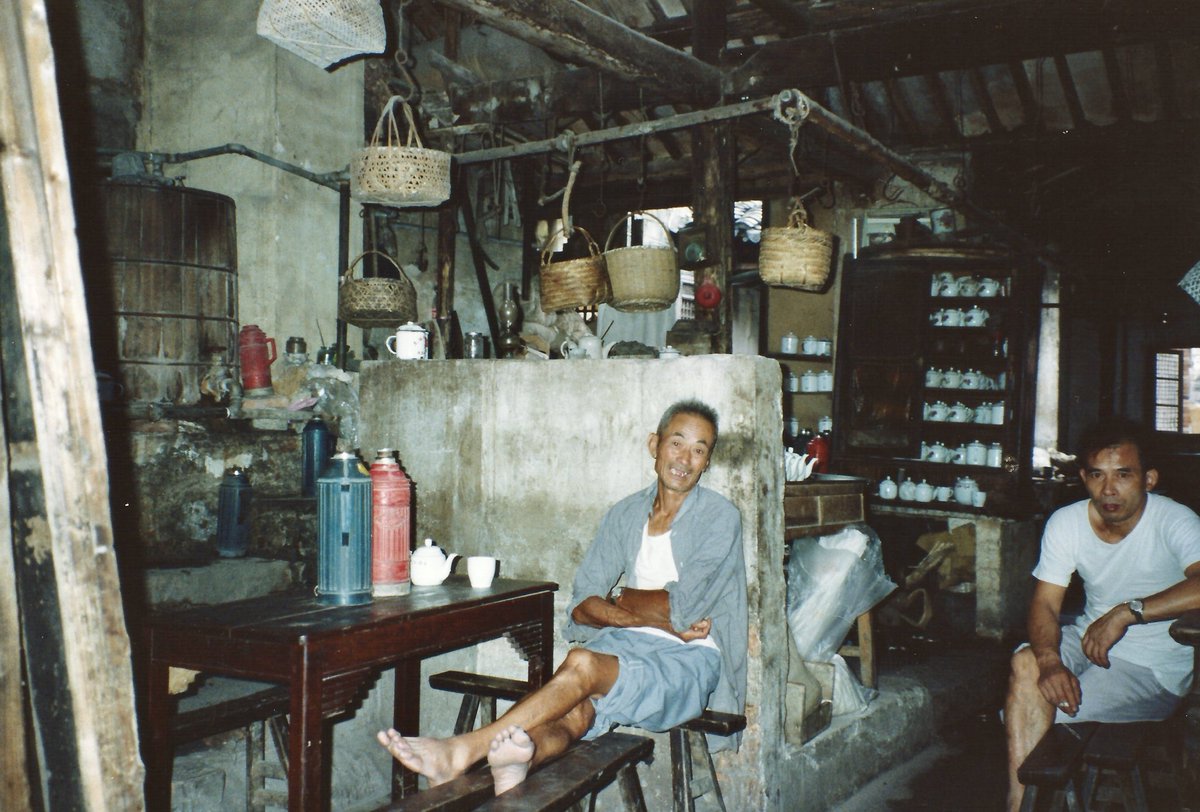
216, 468, 252, 558
316, 452, 372, 605
301, 416, 332, 497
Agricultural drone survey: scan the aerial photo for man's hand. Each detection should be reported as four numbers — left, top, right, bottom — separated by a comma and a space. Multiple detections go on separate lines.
1036, 657, 1082, 716
1081, 604, 1134, 668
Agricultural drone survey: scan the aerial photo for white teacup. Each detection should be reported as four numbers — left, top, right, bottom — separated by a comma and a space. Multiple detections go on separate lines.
972, 491, 988, 508
467, 556, 497, 589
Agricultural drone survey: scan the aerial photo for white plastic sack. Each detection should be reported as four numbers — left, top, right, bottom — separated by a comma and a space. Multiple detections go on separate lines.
787, 525, 896, 663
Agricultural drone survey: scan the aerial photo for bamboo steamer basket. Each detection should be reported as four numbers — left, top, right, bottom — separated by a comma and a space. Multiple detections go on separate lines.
603, 212, 680, 312
538, 226, 611, 312
759, 206, 835, 291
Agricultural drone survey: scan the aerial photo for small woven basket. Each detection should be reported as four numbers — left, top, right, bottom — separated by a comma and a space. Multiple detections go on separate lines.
539, 227, 611, 312
351, 98, 451, 208
1180, 260, 1200, 306
338, 251, 417, 329
603, 212, 679, 312
759, 206, 835, 291
256, 0, 385, 68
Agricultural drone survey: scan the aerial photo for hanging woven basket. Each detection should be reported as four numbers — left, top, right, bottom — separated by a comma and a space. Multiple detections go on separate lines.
603, 212, 680, 312
759, 205, 835, 291
337, 250, 417, 329
256, 0, 386, 69
350, 98, 451, 208
538, 226, 611, 312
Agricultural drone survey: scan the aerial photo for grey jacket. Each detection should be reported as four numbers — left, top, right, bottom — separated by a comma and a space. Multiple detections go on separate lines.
564, 482, 748, 751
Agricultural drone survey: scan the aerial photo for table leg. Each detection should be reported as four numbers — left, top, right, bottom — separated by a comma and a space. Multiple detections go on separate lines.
392, 657, 422, 799
143, 655, 174, 811
290, 654, 325, 812
529, 592, 554, 687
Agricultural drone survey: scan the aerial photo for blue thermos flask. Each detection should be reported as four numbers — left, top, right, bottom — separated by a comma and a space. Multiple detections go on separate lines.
301, 416, 332, 497
316, 452, 372, 605
216, 468, 252, 558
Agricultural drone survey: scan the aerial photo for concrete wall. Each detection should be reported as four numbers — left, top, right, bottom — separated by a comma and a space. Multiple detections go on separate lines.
356, 355, 788, 810
137, 0, 363, 353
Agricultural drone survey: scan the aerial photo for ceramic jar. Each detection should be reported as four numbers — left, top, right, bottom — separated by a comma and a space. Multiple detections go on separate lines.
898, 477, 917, 501
781, 332, 800, 354
878, 476, 898, 500
966, 440, 988, 466
914, 480, 934, 502
987, 442, 1004, 467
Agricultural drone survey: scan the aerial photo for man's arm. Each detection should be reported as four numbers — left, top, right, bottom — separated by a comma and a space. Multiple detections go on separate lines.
1027, 579, 1081, 714
1082, 562, 1200, 667
570, 588, 711, 641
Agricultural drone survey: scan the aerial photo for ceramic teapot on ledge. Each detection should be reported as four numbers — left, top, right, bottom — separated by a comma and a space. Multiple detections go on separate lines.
411, 539, 460, 586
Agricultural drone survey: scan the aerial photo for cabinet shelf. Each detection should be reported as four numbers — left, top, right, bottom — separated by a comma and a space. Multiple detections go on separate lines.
767, 352, 833, 362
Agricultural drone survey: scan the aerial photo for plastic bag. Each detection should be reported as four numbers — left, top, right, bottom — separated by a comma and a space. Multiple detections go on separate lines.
787, 524, 896, 663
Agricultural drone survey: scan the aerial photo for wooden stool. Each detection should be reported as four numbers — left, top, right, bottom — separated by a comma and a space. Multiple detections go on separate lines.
838, 610, 876, 689
1080, 722, 1153, 812
670, 710, 747, 812
428, 670, 530, 734
1017, 722, 1098, 812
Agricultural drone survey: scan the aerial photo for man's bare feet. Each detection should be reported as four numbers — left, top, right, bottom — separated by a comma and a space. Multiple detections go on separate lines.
487, 725, 535, 795
375, 729, 471, 786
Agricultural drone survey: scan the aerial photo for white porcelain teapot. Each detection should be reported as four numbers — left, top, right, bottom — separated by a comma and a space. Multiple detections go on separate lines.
411, 539, 460, 586
954, 476, 979, 506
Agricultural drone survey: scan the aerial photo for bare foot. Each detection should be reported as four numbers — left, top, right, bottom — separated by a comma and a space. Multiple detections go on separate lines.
487, 725, 535, 795
375, 728, 471, 786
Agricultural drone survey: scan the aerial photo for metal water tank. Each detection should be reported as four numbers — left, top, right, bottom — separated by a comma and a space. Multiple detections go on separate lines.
94, 182, 238, 403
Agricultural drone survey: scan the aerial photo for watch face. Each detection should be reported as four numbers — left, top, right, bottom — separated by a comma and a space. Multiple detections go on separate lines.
1129, 599, 1144, 613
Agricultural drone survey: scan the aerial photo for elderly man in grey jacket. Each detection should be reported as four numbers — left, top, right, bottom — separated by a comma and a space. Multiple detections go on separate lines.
378, 399, 747, 795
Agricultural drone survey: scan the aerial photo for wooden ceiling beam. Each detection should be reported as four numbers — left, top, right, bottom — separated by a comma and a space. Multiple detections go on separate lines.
1101, 45, 1132, 123
741, 0, 811, 38
1155, 40, 1178, 122
1006, 60, 1041, 131
728, 0, 1200, 97
1052, 53, 1086, 130
433, 0, 722, 104
967, 67, 1004, 134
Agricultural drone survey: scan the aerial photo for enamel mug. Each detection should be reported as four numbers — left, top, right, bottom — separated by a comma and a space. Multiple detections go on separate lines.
386, 322, 429, 360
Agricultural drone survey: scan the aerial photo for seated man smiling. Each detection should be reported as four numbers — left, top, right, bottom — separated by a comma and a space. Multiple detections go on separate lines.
377, 399, 747, 795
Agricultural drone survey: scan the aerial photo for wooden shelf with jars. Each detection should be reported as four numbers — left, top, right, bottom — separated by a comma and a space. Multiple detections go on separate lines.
830, 243, 1041, 518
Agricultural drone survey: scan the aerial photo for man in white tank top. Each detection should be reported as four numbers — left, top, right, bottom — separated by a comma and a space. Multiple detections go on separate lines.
1004, 417, 1200, 810
378, 400, 746, 796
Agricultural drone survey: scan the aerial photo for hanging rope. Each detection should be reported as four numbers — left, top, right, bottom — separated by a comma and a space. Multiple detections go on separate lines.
772, 89, 811, 177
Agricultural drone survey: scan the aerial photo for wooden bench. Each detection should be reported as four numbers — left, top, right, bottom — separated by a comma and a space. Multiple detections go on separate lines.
429, 670, 747, 812
1018, 720, 1164, 812
375, 731, 653, 812
1016, 722, 1097, 811
169, 680, 292, 812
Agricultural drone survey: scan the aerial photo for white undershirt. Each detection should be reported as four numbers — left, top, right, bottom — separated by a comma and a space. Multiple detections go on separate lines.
630, 521, 677, 590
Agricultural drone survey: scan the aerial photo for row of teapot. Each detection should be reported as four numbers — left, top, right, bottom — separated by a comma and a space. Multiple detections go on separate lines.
921, 440, 1003, 467
926, 367, 1005, 390
925, 400, 1005, 425
930, 306, 990, 327
931, 272, 1005, 298
879, 475, 987, 507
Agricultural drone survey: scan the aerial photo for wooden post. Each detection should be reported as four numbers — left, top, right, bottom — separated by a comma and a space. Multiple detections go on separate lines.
690, 0, 734, 353
0, 0, 144, 809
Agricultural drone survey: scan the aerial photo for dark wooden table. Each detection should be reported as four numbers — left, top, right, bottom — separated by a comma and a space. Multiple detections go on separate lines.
143, 576, 557, 812
1169, 609, 1200, 798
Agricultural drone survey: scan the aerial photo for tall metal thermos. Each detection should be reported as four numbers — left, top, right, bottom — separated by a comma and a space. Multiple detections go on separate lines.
370, 450, 413, 597
238, 324, 277, 396
316, 452, 372, 605
301, 416, 332, 497
216, 467, 252, 558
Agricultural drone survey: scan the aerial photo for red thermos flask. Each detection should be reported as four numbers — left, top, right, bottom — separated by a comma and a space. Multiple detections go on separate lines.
370, 450, 412, 596
238, 325, 277, 396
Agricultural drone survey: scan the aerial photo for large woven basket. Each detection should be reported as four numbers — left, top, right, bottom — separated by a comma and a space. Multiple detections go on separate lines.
351, 98, 451, 208
338, 251, 417, 329
759, 207, 835, 291
256, 0, 386, 69
603, 212, 679, 312
539, 227, 611, 312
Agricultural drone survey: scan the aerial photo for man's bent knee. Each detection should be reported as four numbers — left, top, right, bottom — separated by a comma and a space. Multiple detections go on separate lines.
559, 647, 619, 692
1010, 647, 1040, 684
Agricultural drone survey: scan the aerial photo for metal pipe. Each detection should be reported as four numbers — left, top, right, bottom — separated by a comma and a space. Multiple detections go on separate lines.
154, 144, 348, 190
336, 181, 351, 370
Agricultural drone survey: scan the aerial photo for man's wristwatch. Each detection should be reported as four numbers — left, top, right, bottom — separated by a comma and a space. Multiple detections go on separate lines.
1125, 599, 1146, 624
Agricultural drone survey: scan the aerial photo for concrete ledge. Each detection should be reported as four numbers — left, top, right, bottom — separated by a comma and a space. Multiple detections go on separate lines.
144, 557, 302, 607
779, 677, 934, 809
